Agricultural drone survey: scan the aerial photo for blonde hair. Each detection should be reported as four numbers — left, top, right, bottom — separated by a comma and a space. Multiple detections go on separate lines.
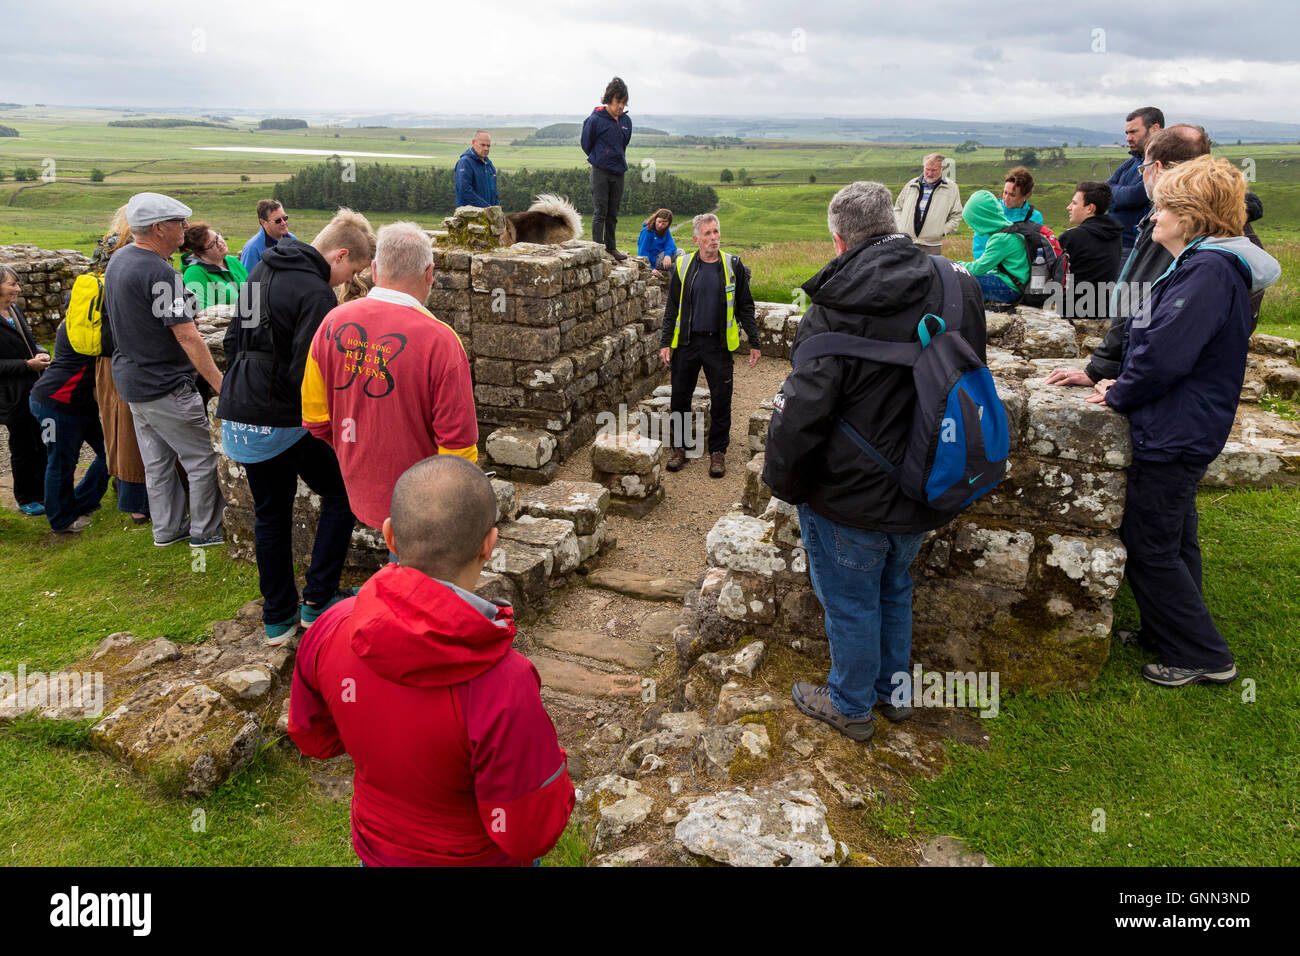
312, 207, 376, 264
1153, 155, 1247, 240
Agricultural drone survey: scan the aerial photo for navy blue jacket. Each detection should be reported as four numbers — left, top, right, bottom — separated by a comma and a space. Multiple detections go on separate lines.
1106, 150, 1150, 255
454, 148, 499, 208
581, 107, 632, 175
1104, 242, 1264, 464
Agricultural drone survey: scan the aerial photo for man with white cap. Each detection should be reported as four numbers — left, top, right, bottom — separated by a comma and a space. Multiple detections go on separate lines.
104, 192, 225, 547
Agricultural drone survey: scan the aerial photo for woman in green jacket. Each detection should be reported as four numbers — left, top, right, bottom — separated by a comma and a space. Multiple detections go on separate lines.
182, 222, 248, 310
957, 190, 1029, 303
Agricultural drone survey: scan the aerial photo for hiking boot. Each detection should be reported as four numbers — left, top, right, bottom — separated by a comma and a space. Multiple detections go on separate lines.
877, 702, 915, 722
265, 612, 300, 647
709, 451, 726, 478
1141, 661, 1238, 687
791, 681, 875, 742
666, 447, 687, 472
52, 516, 92, 535
607, 248, 629, 261
301, 588, 359, 627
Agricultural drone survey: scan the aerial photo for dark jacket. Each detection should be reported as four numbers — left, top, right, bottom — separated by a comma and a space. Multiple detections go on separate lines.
30, 321, 98, 415
762, 235, 987, 534
1105, 238, 1280, 464
580, 106, 632, 175
1086, 191, 1265, 382
454, 148, 499, 208
217, 238, 340, 427
1106, 150, 1150, 254
1059, 214, 1124, 317
660, 252, 760, 351
0, 305, 42, 421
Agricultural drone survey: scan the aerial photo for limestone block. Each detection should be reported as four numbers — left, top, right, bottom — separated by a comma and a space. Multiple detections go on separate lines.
472, 324, 561, 361
742, 454, 772, 515
516, 357, 576, 390
712, 569, 776, 623
713, 682, 781, 724
705, 514, 790, 577
496, 516, 580, 576
490, 477, 517, 523
674, 786, 837, 866
692, 723, 772, 779
487, 539, 552, 604
697, 641, 768, 682
515, 480, 609, 535
471, 251, 564, 296
485, 427, 556, 469
1024, 380, 1131, 467
1041, 533, 1127, 600
969, 455, 1126, 530
1019, 313, 1079, 359
950, 523, 1036, 589
592, 431, 665, 475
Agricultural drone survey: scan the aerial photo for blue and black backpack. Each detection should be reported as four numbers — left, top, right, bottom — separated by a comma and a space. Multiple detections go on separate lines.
790, 256, 1009, 513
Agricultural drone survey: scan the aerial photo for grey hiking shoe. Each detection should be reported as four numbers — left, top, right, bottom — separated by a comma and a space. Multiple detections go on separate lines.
1141, 661, 1238, 687
877, 702, 915, 722
791, 681, 874, 741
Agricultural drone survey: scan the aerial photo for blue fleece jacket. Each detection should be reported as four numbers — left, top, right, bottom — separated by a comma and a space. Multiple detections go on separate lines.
454, 148, 499, 208
1105, 238, 1281, 463
637, 224, 677, 266
580, 106, 632, 175
1106, 151, 1151, 253
239, 227, 298, 271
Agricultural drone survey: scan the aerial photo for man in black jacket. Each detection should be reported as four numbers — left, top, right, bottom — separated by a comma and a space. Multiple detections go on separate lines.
763, 182, 986, 742
659, 213, 761, 478
1046, 124, 1265, 387
1059, 181, 1123, 319
218, 208, 374, 644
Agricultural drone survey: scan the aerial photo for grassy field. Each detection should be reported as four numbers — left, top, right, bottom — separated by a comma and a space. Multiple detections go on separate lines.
0, 115, 1296, 867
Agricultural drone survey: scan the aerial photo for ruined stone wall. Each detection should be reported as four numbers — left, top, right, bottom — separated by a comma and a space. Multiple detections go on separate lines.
0, 244, 92, 339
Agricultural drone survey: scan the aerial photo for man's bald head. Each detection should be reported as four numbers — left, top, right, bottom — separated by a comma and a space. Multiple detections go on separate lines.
389, 456, 498, 578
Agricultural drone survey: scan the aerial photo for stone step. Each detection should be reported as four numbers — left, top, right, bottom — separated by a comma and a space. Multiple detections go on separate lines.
529, 629, 656, 670
529, 656, 645, 699
584, 568, 695, 602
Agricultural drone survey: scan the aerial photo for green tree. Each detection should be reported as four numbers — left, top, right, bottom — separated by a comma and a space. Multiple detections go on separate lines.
720, 168, 733, 182
808, 174, 816, 183
89, 168, 105, 182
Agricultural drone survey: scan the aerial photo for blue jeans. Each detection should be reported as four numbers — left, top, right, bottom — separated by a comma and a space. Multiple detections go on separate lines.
30, 398, 109, 531
797, 505, 926, 719
976, 273, 1020, 303
114, 478, 150, 516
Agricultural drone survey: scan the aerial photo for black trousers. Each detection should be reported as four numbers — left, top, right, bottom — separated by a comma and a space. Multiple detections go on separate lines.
669, 333, 733, 454
1119, 458, 1233, 669
242, 433, 356, 624
4, 398, 47, 507
590, 166, 625, 251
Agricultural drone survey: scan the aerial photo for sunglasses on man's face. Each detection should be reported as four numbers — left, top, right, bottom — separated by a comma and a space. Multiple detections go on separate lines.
270, 215, 289, 224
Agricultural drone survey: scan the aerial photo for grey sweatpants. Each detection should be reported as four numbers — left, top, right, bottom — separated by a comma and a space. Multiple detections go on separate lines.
129, 384, 224, 543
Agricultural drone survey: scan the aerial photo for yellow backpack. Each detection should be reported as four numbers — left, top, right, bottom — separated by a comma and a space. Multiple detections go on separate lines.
66, 272, 106, 356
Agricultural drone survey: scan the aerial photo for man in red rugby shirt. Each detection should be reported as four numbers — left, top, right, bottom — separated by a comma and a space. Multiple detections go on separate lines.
288, 455, 574, 865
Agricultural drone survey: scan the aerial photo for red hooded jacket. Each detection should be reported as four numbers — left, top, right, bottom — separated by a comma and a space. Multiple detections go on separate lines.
288, 563, 575, 866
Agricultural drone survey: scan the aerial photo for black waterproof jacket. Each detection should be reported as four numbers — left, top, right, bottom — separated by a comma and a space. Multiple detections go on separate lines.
1086, 192, 1265, 382
217, 239, 339, 427
1059, 213, 1124, 316
0, 305, 42, 422
762, 235, 986, 534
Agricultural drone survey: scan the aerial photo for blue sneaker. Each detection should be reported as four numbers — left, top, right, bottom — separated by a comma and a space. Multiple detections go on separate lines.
301, 588, 358, 627
190, 534, 224, 548
265, 612, 300, 647
19, 502, 45, 516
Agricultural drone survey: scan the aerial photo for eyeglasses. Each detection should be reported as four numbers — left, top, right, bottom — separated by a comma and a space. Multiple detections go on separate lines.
270, 215, 289, 224
1136, 161, 1155, 174
204, 234, 224, 250
164, 217, 189, 225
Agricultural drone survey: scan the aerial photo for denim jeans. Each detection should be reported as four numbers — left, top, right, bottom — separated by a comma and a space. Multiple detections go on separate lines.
114, 478, 150, 516
976, 273, 1020, 303
29, 398, 109, 531
797, 505, 927, 719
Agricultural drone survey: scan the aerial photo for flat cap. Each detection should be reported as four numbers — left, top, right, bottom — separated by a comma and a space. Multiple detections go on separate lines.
125, 192, 193, 229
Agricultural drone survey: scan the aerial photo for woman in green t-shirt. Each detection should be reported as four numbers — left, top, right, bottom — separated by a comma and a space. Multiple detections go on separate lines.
182, 222, 248, 309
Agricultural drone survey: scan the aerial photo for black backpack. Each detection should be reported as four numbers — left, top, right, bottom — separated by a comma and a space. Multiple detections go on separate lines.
789, 257, 1009, 513
997, 217, 1068, 307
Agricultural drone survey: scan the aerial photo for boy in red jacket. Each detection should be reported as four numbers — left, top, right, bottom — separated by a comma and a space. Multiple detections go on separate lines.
288, 455, 574, 865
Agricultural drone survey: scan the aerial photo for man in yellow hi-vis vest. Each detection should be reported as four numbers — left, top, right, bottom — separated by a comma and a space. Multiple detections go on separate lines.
658, 214, 761, 478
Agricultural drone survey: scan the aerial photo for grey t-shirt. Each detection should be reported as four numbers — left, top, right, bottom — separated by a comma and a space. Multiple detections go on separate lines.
105, 244, 197, 403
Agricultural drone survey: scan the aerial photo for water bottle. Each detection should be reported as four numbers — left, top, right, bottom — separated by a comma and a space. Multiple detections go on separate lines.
1029, 249, 1047, 294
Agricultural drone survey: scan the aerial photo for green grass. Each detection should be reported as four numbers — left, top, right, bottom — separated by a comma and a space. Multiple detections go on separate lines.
909, 488, 1300, 866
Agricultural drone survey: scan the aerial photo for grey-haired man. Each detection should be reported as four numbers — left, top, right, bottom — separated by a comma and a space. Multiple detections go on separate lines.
105, 192, 225, 547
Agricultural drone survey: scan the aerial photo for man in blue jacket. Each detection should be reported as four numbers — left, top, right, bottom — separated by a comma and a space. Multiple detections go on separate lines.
581, 77, 632, 261
454, 131, 499, 208
1107, 107, 1164, 258
240, 199, 297, 271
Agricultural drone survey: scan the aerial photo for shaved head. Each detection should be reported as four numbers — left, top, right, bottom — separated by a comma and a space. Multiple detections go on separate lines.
389, 456, 498, 578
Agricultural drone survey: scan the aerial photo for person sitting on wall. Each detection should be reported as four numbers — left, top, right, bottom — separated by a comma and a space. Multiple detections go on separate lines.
181, 222, 248, 311
955, 190, 1029, 305
637, 208, 678, 275
971, 166, 1044, 260
1058, 181, 1123, 318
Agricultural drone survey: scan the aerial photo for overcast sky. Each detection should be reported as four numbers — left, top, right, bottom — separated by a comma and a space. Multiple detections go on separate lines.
5, 0, 1299, 124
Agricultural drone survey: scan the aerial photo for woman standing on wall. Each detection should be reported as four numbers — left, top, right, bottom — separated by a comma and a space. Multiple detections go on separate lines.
581, 76, 632, 261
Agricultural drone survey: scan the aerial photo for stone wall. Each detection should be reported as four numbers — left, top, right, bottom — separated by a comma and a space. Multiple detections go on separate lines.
0, 244, 92, 339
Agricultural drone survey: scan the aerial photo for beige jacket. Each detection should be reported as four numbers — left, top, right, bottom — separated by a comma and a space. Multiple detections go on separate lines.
894, 177, 963, 246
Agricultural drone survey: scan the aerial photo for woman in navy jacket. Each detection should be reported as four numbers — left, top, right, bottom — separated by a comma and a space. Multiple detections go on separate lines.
0, 265, 50, 516
581, 77, 632, 260
1089, 156, 1281, 688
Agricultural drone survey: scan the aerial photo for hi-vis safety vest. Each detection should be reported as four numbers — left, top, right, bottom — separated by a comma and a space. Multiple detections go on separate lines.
670, 251, 739, 351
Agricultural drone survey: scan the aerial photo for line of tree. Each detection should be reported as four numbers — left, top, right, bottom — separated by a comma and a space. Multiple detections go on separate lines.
0, 125, 18, 138
260, 118, 308, 130
274, 159, 719, 218
107, 118, 229, 128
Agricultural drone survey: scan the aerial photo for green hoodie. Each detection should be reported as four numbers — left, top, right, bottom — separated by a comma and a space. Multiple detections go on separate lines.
183, 255, 248, 310
958, 190, 1029, 287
